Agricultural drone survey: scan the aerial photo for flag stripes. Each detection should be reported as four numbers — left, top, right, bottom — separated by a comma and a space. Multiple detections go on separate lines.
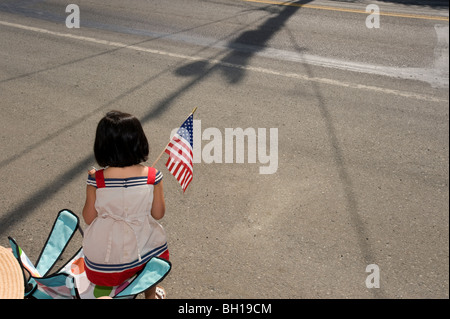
164, 113, 194, 192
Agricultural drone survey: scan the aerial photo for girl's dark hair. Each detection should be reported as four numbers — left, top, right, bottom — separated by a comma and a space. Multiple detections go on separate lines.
94, 111, 149, 167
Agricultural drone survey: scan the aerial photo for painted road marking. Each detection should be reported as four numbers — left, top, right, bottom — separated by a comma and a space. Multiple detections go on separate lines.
0, 20, 447, 103
242, 0, 449, 22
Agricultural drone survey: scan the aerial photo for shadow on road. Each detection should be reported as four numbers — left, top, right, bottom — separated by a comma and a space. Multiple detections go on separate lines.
174, 0, 308, 84
220, 1, 304, 83
2, 1, 387, 299
0, 0, 306, 238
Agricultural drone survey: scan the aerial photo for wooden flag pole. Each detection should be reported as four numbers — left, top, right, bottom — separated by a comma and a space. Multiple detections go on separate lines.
150, 107, 197, 168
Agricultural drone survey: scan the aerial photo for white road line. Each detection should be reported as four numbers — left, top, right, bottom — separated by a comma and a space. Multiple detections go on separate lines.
0, 20, 447, 103
433, 25, 449, 87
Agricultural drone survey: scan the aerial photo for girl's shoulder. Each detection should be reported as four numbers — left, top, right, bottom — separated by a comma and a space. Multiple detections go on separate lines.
86, 167, 162, 188
149, 167, 163, 185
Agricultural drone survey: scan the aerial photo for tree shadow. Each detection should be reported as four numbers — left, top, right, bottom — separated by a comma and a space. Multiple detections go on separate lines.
175, 1, 310, 84
220, 0, 308, 83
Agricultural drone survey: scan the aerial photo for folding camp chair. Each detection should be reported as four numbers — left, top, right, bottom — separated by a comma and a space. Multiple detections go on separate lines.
8, 209, 171, 299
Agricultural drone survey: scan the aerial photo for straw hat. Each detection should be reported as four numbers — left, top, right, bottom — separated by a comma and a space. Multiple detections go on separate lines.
0, 246, 24, 299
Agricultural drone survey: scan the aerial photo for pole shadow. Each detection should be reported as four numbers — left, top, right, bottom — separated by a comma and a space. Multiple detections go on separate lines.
285, 26, 385, 298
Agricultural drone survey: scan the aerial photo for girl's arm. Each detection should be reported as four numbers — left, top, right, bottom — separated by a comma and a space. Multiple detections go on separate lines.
82, 184, 98, 225
151, 181, 166, 220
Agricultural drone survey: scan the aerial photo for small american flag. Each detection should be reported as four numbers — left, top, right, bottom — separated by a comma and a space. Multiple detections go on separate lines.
164, 113, 194, 192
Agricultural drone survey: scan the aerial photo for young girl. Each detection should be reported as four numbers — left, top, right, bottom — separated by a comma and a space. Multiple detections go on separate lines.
82, 110, 169, 299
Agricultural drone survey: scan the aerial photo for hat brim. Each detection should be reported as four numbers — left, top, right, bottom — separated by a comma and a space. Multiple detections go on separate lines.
0, 246, 24, 299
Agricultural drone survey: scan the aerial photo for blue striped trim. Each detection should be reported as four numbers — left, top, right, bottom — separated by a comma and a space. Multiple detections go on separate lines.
155, 170, 163, 184
87, 171, 163, 188
84, 243, 168, 273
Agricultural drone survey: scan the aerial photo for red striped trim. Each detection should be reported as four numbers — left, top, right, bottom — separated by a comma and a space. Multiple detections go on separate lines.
147, 167, 156, 185
84, 250, 170, 287
85, 263, 144, 287
95, 169, 106, 189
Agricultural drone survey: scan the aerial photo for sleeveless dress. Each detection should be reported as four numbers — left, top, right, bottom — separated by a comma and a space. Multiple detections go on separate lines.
82, 167, 169, 287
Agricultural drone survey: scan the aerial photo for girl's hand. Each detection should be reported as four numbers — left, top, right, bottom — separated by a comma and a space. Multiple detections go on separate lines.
88, 166, 97, 176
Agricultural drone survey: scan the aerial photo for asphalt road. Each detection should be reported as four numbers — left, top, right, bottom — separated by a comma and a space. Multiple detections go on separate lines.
0, 0, 448, 299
